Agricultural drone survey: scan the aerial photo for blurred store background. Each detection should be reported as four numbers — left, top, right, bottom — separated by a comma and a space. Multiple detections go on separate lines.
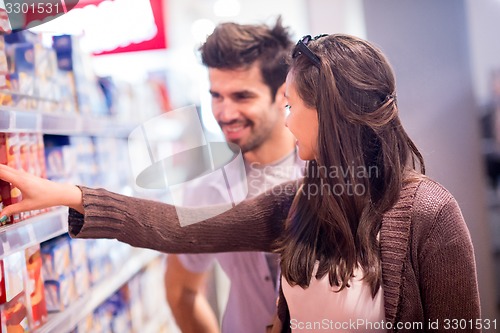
0, 0, 499, 331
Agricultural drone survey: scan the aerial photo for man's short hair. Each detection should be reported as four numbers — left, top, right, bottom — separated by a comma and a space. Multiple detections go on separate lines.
200, 17, 293, 99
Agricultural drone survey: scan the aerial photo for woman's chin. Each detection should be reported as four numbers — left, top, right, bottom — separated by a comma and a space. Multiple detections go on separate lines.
296, 147, 314, 161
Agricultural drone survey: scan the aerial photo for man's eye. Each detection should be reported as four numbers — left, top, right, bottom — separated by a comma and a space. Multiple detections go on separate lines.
234, 93, 252, 100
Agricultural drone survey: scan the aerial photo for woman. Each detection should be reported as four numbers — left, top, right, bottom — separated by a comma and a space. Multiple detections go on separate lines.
0, 34, 480, 332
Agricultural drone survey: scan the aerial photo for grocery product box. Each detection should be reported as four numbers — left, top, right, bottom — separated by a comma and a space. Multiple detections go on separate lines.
2, 34, 64, 111
70, 238, 90, 298
44, 273, 74, 312
5, 133, 23, 223
27, 133, 45, 216
73, 264, 90, 299
0, 133, 10, 225
69, 136, 98, 186
18, 133, 32, 220
41, 236, 77, 313
0, 292, 30, 333
25, 245, 48, 329
44, 144, 78, 184
0, 253, 24, 305
9, 42, 36, 110
0, 133, 22, 224
40, 236, 72, 281
0, 252, 30, 332
0, 133, 47, 222
52, 34, 108, 116
35, 133, 47, 179
69, 239, 87, 270
56, 71, 77, 113
34, 44, 60, 112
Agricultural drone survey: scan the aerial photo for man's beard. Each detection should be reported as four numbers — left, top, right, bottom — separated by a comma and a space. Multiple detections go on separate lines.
231, 126, 271, 154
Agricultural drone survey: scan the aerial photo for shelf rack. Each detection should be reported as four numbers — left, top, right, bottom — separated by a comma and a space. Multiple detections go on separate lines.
0, 106, 168, 332
0, 107, 137, 137
34, 249, 162, 333
0, 208, 68, 260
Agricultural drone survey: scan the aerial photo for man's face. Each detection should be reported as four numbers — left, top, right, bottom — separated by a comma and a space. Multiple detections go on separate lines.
208, 63, 282, 153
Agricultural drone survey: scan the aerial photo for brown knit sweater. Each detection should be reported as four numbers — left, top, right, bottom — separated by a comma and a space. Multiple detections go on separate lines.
68, 177, 481, 332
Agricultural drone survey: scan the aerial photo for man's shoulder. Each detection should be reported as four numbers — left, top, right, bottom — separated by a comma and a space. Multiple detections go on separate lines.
178, 251, 269, 273
177, 252, 218, 273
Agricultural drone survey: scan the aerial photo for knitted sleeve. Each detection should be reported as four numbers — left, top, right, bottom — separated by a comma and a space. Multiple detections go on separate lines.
417, 194, 481, 331
67, 180, 299, 254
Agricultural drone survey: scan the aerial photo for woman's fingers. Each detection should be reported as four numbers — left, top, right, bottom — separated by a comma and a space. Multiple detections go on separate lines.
0, 201, 29, 222
0, 163, 21, 183
0, 162, 84, 215
0, 164, 34, 191
0, 164, 57, 218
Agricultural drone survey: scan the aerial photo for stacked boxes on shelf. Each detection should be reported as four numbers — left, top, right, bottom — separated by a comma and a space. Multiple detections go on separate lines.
24, 245, 48, 330
70, 256, 172, 333
0, 133, 132, 228
44, 135, 132, 190
0, 133, 46, 225
2, 132, 23, 223
67, 136, 98, 187
41, 235, 75, 312
1, 241, 169, 333
1, 30, 169, 120
0, 21, 173, 333
52, 34, 108, 116
0, 246, 51, 332
0, 31, 112, 115
0, 252, 30, 332
1, 31, 63, 112
40, 234, 133, 314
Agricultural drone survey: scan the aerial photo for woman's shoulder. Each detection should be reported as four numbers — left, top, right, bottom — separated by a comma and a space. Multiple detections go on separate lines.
401, 174, 467, 241
406, 175, 457, 215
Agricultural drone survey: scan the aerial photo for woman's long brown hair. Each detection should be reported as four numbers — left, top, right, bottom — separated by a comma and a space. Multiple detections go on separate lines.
279, 34, 425, 297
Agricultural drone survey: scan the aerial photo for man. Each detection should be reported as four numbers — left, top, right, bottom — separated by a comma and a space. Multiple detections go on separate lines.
165, 18, 303, 333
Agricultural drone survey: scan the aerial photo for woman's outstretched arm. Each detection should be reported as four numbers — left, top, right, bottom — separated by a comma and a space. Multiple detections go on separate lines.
0, 164, 299, 254
0, 164, 84, 217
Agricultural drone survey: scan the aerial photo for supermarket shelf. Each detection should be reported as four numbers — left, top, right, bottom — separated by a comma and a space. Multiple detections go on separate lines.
0, 207, 68, 260
35, 249, 161, 333
0, 107, 137, 137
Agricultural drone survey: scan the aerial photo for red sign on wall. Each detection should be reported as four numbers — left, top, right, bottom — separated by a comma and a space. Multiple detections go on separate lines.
76, 0, 168, 55
2, 0, 167, 53
75, 0, 167, 55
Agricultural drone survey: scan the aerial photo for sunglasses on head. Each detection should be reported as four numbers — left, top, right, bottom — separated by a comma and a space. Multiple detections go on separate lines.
292, 34, 328, 68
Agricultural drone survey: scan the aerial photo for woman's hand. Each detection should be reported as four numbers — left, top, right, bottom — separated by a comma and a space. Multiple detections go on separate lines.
0, 164, 84, 221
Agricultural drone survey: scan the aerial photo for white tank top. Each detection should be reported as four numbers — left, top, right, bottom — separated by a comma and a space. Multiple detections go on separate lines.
282, 262, 386, 332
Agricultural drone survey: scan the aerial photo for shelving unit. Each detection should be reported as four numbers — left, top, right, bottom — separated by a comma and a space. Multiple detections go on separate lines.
0, 106, 138, 261
0, 107, 137, 136
0, 104, 159, 332
34, 249, 162, 333
0, 207, 68, 259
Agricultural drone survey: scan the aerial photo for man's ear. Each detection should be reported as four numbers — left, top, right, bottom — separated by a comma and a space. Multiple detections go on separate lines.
274, 83, 287, 110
